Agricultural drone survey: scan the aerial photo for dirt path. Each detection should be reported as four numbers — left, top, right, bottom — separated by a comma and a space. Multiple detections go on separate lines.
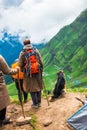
0, 92, 85, 130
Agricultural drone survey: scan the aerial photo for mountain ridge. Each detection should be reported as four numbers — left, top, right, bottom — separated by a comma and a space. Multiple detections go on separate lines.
41, 9, 87, 77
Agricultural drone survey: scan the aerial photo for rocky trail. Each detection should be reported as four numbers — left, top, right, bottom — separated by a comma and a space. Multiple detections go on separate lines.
0, 92, 85, 130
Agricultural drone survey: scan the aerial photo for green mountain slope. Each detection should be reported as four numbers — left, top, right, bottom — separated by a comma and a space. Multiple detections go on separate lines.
41, 9, 87, 90
7, 9, 87, 99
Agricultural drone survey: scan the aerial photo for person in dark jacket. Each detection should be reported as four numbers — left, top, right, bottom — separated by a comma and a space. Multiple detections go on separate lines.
50, 70, 66, 101
0, 55, 18, 126
11, 59, 28, 103
18, 39, 43, 108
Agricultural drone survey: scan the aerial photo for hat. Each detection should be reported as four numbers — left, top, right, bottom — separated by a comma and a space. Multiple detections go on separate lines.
23, 39, 31, 45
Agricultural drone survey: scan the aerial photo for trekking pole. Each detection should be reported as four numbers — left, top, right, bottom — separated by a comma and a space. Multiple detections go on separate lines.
42, 79, 50, 106
75, 97, 84, 105
17, 68, 25, 118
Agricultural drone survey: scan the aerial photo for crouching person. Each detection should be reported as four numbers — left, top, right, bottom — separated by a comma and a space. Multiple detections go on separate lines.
50, 70, 66, 101
0, 55, 18, 126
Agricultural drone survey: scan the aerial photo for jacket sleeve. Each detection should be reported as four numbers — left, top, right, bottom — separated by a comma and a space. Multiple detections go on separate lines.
18, 50, 26, 71
0, 55, 18, 75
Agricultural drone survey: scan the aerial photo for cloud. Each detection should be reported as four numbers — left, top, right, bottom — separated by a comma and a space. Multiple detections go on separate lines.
1, 0, 24, 7
0, 0, 87, 43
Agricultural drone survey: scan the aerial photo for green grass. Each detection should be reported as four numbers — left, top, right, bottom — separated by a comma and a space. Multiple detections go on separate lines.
30, 113, 41, 130
7, 67, 87, 101
67, 87, 87, 93
7, 81, 31, 102
7, 82, 18, 99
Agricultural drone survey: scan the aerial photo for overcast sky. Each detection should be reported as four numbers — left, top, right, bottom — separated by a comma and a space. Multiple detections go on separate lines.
0, 0, 87, 43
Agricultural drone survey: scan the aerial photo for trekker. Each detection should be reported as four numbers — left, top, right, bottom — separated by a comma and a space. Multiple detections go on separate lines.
11, 59, 28, 103
18, 39, 43, 108
50, 70, 66, 101
0, 55, 18, 126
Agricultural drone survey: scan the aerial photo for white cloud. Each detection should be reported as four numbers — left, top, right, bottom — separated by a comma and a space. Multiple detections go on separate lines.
1, 0, 24, 7
0, 0, 87, 43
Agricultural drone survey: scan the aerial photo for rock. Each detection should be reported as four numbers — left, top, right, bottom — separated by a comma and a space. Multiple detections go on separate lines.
43, 119, 53, 127
16, 116, 31, 126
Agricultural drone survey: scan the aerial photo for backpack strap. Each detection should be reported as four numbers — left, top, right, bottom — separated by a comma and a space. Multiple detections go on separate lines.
24, 47, 36, 57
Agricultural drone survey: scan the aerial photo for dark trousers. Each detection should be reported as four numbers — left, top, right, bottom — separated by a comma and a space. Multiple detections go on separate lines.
14, 79, 28, 102
0, 108, 6, 121
30, 91, 41, 105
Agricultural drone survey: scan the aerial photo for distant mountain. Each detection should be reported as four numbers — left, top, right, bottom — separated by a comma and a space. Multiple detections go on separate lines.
0, 31, 45, 66
0, 32, 23, 66
40, 9, 87, 88
0, 31, 44, 84
0, 32, 23, 84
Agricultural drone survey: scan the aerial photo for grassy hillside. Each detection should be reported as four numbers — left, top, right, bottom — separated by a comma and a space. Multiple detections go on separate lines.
40, 9, 87, 90
7, 82, 18, 100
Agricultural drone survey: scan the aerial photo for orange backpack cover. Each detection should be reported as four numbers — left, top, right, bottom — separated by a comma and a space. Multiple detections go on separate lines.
24, 49, 39, 75
11, 62, 24, 79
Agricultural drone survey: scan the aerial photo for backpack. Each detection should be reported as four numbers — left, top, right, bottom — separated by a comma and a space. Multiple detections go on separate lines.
24, 48, 40, 76
11, 61, 24, 79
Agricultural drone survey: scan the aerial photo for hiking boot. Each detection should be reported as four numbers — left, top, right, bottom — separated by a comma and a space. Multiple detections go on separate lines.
2, 117, 10, 125
38, 103, 41, 107
0, 121, 2, 127
49, 98, 54, 102
31, 104, 39, 109
49, 97, 57, 102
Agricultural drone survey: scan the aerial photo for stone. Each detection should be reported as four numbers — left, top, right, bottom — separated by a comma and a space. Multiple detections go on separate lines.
43, 119, 53, 127
16, 116, 31, 126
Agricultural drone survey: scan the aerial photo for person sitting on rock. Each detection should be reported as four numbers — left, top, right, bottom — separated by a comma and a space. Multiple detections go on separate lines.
50, 70, 66, 101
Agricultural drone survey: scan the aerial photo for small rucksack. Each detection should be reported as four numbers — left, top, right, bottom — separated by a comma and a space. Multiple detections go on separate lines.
24, 48, 40, 76
11, 61, 24, 79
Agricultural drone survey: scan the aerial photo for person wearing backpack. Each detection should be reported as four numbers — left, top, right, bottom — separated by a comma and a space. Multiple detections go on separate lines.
18, 39, 43, 108
0, 55, 18, 126
11, 59, 28, 103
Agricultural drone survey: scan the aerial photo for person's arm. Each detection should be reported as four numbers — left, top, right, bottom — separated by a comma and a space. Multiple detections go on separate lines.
0, 55, 18, 75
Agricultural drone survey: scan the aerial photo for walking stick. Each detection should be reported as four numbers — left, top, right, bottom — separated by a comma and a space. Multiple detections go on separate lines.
75, 97, 84, 105
42, 79, 50, 106
17, 68, 25, 118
